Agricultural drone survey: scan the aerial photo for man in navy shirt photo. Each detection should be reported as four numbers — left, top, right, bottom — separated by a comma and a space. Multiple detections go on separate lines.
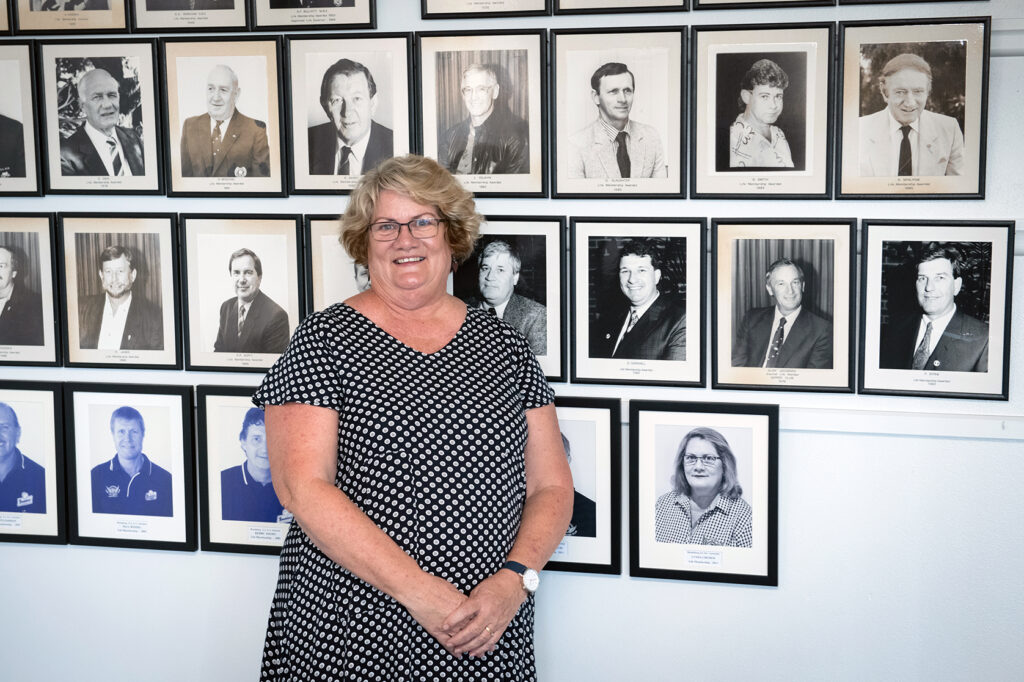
0, 402, 46, 514
221, 407, 288, 523
90, 406, 172, 517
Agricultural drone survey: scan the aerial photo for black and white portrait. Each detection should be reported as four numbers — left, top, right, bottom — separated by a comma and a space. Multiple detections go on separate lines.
252, 0, 371, 30
146, 0, 234, 9
0, 44, 39, 196
132, 0, 245, 32
0, 234, 45, 347
15, 0, 127, 31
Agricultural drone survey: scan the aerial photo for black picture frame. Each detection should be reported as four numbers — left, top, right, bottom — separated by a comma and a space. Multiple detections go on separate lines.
12, 0, 128, 33
197, 385, 291, 556
839, 0, 984, 4
161, 36, 287, 198
421, 0, 550, 19
0, 381, 66, 545
0, 213, 61, 367
711, 218, 856, 393
629, 399, 778, 586
65, 382, 196, 552
181, 213, 304, 373
694, 0, 832, 8
554, 0, 686, 14
251, 0, 374, 32
545, 396, 621, 575
304, 214, 350, 314
551, 26, 685, 199
0, 42, 42, 196
56, 213, 182, 370
130, 0, 250, 33
836, 17, 991, 199
858, 219, 1013, 400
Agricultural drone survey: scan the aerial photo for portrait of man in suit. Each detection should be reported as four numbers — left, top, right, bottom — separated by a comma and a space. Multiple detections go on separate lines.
880, 245, 988, 373
0, 402, 46, 515
269, 0, 352, 7
180, 64, 270, 178
31, 0, 108, 9
440, 63, 529, 176
59, 69, 145, 178
859, 53, 964, 177
0, 245, 44, 346
732, 257, 833, 369
91, 406, 172, 517
146, 0, 233, 9
567, 62, 666, 180
214, 248, 289, 354
308, 58, 393, 177
220, 407, 289, 523
729, 59, 794, 169
561, 432, 595, 538
78, 245, 163, 351
591, 238, 686, 361
0, 114, 26, 178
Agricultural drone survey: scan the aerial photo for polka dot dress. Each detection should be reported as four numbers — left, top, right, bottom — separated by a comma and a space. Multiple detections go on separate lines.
254, 304, 554, 682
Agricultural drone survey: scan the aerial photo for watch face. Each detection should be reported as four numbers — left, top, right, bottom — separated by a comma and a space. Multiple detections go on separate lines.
523, 569, 540, 592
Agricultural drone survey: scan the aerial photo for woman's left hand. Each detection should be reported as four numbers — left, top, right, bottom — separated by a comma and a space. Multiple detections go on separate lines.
441, 569, 526, 658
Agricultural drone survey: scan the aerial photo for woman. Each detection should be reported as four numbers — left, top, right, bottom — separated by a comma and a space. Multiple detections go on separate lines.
654, 427, 752, 547
254, 154, 573, 680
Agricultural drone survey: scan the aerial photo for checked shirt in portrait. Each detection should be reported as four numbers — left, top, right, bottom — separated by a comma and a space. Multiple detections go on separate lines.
654, 491, 752, 547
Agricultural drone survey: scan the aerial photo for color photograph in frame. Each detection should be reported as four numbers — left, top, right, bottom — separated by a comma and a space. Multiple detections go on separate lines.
554, 0, 686, 13
417, 30, 546, 198
630, 400, 778, 586
287, 33, 413, 195
571, 217, 705, 387
182, 214, 303, 373
552, 27, 684, 199
162, 37, 286, 197
859, 220, 1013, 400
12, 0, 127, 33
197, 385, 292, 555
691, 23, 833, 199
65, 382, 196, 551
0, 42, 41, 196
39, 39, 162, 194
451, 215, 566, 381
252, 0, 373, 32
0, 381, 65, 545
422, 0, 550, 19
130, 0, 248, 33
837, 18, 990, 199
0, 214, 60, 367
712, 219, 855, 393
545, 396, 621, 575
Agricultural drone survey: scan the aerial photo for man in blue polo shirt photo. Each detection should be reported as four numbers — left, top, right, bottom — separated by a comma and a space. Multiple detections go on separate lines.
221, 407, 289, 523
0, 402, 46, 514
91, 406, 172, 517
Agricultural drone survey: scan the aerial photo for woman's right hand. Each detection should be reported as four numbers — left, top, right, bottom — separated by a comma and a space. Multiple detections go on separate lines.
404, 575, 469, 655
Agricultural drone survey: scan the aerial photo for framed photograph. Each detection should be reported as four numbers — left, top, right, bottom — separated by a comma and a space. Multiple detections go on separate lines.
571, 217, 705, 387
546, 396, 621, 575
65, 382, 196, 551
839, 0, 981, 4
287, 33, 413, 194
451, 215, 566, 381
130, 0, 248, 33
1, 0, 9, 32
417, 29, 547, 197
695, 0, 831, 8
630, 400, 778, 586
859, 220, 1013, 400
422, 0, 550, 18
712, 219, 855, 393
691, 24, 834, 199
182, 214, 303, 373
305, 214, 355, 314
554, 0, 686, 13
837, 18, 991, 199
252, 0, 373, 31
0, 381, 65, 545
38, 39, 162, 194
0, 214, 60, 366
12, 0, 127, 33
0, 43, 41, 196
162, 37, 286, 197
552, 27, 684, 199
57, 214, 181, 369
197, 386, 291, 555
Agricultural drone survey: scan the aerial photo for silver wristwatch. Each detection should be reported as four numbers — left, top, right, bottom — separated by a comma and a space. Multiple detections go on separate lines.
501, 560, 539, 593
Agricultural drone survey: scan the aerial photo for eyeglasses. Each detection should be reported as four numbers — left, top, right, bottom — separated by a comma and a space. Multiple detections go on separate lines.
461, 85, 494, 98
683, 454, 721, 466
368, 217, 445, 242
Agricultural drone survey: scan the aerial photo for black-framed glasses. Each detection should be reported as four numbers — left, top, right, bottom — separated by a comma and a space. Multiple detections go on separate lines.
368, 217, 445, 242
683, 454, 721, 466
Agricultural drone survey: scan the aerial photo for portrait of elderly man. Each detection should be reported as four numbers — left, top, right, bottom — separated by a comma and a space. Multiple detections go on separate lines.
0, 114, 26, 178
859, 52, 964, 177
567, 62, 666, 180
353, 262, 370, 293
591, 238, 686, 361
221, 407, 289, 523
729, 59, 794, 169
880, 245, 988, 372
0, 402, 46, 514
460, 239, 546, 356
59, 69, 145, 178
561, 432, 595, 538
308, 58, 393, 176
91, 406, 172, 517
732, 257, 833, 369
440, 62, 529, 176
214, 247, 289, 354
180, 64, 270, 178
78, 245, 163, 351
0, 244, 45, 346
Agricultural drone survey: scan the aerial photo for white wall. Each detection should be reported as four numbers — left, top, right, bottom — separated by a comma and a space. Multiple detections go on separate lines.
2, 1, 1023, 680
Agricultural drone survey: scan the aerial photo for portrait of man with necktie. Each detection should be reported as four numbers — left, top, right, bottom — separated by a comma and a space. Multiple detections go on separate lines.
213, 247, 289, 354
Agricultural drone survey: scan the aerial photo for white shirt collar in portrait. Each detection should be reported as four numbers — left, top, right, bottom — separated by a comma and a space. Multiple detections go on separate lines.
612, 292, 660, 354
915, 304, 957, 359
97, 291, 133, 350
335, 129, 372, 176
480, 297, 510, 319
596, 117, 633, 145
886, 109, 921, 176
761, 306, 802, 367
210, 112, 235, 134
83, 121, 133, 177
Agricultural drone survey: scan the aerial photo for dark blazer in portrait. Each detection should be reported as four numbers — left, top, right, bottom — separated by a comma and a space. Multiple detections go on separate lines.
146, 0, 233, 9
308, 120, 393, 176
880, 309, 989, 373
78, 293, 164, 351
858, 109, 965, 177
465, 292, 546, 356
440, 107, 529, 175
214, 289, 289, 354
731, 307, 833, 369
0, 282, 45, 346
59, 125, 145, 177
591, 294, 687, 361
567, 489, 596, 538
0, 115, 26, 178
180, 111, 270, 178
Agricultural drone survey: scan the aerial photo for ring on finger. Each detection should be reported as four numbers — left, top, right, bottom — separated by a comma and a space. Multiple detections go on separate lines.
484, 625, 492, 634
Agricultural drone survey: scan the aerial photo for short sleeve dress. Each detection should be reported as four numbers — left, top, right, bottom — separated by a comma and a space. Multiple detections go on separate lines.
253, 303, 554, 682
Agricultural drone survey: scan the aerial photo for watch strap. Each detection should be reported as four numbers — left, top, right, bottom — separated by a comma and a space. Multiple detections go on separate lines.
501, 560, 528, 575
